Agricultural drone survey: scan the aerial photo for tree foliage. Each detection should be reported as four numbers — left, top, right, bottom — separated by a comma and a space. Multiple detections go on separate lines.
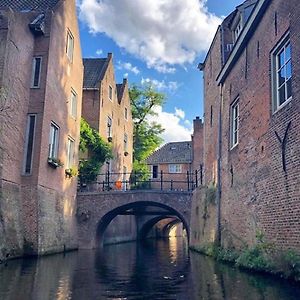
79, 118, 113, 184
129, 84, 165, 175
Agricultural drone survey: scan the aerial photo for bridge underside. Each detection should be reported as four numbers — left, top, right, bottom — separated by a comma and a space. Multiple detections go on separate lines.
76, 191, 192, 249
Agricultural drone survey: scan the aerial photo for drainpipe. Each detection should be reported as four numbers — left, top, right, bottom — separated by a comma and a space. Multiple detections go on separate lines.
216, 83, 223, 246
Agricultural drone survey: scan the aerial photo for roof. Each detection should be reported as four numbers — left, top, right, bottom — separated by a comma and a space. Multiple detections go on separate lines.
146, 141, 192, 164
116, 83, 124, 104
83, 58, 108, 89
0, 0, 61, 11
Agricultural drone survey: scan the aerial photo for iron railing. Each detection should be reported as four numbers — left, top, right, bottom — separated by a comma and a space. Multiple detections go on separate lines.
79, 168, 203, 192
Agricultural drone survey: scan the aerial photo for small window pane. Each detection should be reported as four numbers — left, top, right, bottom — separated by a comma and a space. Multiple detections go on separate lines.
31, 57, 42, 88
278, 49, 284, 68
66, 31, 74, 62
70, 90, 77, 117
66, 138, 74, 169
49, 123, 59, 159
278, 85, 286, 106
286, 61, 292, 79
278, 68, 285, 86
285, 43, 291, 60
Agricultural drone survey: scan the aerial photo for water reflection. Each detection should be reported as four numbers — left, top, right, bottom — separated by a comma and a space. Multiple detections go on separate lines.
0, 239, 300, 299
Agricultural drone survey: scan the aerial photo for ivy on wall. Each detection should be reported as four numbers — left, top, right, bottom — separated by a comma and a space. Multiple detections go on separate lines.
79, 118, 113, 185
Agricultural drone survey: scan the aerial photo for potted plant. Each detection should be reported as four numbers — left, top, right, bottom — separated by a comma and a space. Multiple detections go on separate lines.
48, 157, 63, 168
65, 167, 78, 178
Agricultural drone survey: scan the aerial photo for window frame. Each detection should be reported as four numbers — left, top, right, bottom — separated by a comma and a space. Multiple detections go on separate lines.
66, 136, 75, 169
66, 30, 74, 62
169, 164, 182, 174
107, 116, 112, 138
124, 107, 128, 120
230, 98, 239, 150
48, 122, 59, 159
31, 56, 42, 88
70, 88, 77, 118
124, 133, 128, 152
271, 33, 292, 113
22, 114, 36, 175
152, 165, 158, 179
108, 85, 113, 101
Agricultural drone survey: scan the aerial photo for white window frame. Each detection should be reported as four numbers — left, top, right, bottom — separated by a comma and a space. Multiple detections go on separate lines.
48, 122, 59, 159
66, 30, 74, 62
271, 33, 292, 113
230, 99, 239, 149
22, 114, 36, 175
70, 89, 77, 118
66, 137, 75, 169
124, 107, 128, 120
31, 56, 42, 88
233, 17, 243, 43
108, 85, 113, 101
107, 116, 112, 138
169, 164, 182, 174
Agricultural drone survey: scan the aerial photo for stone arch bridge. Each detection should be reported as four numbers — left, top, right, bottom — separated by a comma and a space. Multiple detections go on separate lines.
76, 190, 192, 248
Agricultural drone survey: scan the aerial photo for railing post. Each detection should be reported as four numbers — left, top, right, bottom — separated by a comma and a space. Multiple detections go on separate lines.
171, 180, 173, 191
160, 170, 163, 190
102, 180, 105, 191
195, 169, 198, 188
200, 164, 203, 186
187, 170, 190, 191
107, 170, 110, 190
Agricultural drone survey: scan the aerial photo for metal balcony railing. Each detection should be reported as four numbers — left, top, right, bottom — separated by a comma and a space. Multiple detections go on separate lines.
78, 168, 203, 193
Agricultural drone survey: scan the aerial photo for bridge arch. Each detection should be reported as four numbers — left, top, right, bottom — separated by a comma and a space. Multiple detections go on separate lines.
77, 191, 192, 249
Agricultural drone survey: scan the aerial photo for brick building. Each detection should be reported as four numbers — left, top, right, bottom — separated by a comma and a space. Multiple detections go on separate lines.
0, 0, 83, 259
82, 54, 133, 189
147, 117, 203, 190
191, 0, 300, 252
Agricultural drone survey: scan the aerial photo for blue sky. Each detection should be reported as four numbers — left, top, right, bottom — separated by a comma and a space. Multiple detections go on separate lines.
78, 0, 243, 143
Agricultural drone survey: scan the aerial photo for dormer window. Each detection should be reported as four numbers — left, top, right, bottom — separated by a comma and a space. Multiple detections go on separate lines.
234, 17, 243, 42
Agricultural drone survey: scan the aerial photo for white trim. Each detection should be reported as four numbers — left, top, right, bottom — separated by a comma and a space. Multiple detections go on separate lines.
48, 122, 60, 159
66, 136, 75, 169
66, 30, 74, 62
70, 88, 77, 118
230, 98, 239, 150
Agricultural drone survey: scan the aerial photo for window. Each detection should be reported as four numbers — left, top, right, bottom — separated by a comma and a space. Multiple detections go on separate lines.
66, 30, 74, 62
169, 164, 182, 173
152, 165, 158, 179
70, 89, 77, 118
109, 85, 113, 101
124, 107, 128, 120
230, 99, 239, 149
124, 133, 128, 152
48, 122, 59, 159
234, 18, 243, 42
31, 57, 42, 88
66, 137, 74, 169
107, 116, 112, 137
23, 114, 36, 174
272, 35, 292, 112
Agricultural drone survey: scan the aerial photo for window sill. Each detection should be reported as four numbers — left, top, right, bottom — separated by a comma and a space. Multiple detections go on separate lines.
230, 143, 238, 151
272, 97, 292, 115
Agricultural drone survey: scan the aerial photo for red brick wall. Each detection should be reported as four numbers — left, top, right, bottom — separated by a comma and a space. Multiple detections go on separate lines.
191, 0, 300, 252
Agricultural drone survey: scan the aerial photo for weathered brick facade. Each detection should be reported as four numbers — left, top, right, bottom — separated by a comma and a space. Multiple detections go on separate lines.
82, 55, 133, 188
190, 0, 300, 252
0, 0, 83, 258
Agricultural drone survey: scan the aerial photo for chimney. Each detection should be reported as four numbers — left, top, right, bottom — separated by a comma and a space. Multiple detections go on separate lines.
193, 116, 203, 134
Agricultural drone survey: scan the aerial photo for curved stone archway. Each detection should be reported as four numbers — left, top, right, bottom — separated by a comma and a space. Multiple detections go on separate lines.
77, 190, 192, 249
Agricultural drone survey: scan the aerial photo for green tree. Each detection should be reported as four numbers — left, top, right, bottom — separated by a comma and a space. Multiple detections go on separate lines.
79, 118, 113, 185
129, 84, 165, 178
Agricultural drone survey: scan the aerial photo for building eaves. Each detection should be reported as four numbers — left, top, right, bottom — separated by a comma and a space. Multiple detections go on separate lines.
216, 0, 270, 85
0, 0, 61, 11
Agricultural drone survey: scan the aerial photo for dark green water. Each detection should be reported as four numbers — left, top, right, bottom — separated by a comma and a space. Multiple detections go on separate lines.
0, 238, 299, 299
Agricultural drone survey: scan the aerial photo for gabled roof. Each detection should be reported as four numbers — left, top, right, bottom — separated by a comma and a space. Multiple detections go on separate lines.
147, 141, 192, 164
83, 58, 108, 89
0, 0, 61, 11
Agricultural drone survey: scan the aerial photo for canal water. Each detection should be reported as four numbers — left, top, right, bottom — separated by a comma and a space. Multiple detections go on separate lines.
0, 238, 300, 300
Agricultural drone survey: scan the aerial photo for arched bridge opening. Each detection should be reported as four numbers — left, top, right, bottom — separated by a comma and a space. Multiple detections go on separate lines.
76, 191, 192, 249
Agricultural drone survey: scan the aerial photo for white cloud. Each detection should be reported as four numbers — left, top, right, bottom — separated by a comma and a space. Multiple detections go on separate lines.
124, 72, 129, 78
148, 106, 192, 143
79, 0, 221, 73
117, 61, 140, 75
95, 49, 103, 56
175, 107, 185, 119
141, 77, 179, 93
